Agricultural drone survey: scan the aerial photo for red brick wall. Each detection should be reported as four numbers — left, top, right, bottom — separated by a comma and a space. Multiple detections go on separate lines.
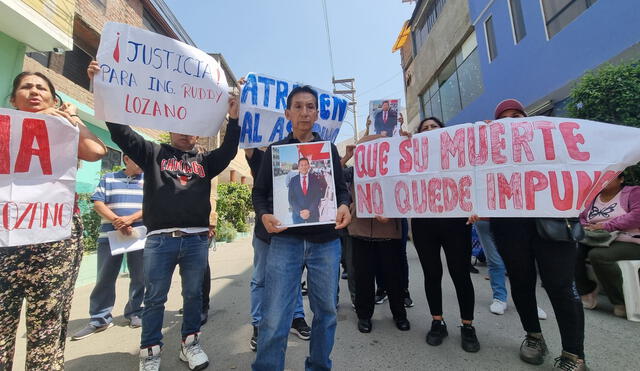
76, 0, 145, 34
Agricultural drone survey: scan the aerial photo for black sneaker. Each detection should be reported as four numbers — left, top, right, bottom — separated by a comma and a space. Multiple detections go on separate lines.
460, 324, 480, 353
290, 317, 311, 340
249, 326, 258, 352
426, 320, 448, 346
404, 290, 414, 308
469, 265, 480, 274
520, 334, 548, 365
374, 289, 387, 305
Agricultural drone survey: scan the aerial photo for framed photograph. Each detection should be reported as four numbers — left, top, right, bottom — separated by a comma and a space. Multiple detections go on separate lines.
271, 141, 337, 227
369, 98, 400, 137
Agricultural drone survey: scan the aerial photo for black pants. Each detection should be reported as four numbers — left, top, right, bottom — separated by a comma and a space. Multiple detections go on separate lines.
491, 218, 585, 358
411, 218, 475, 321
353, 237, 406, 321
376, 218, 410, 293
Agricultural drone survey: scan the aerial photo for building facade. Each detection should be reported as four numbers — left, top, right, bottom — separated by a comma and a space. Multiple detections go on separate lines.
400, 0, 640, 129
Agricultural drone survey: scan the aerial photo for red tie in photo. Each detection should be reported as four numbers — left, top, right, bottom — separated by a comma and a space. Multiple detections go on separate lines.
383, 111, 388, 123
302, 175, 308, 195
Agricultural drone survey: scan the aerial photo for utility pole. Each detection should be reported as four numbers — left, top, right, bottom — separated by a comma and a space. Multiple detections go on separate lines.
332, 78, 359, 142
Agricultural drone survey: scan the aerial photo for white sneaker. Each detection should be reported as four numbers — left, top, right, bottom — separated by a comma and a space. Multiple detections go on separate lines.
139, 345, 161, 371
489, 299, 507, 315
537, 307, 547, 320
180, 332, 209, 370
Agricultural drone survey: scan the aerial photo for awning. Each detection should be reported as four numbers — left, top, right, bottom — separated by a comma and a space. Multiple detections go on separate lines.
392, 21, 411, 53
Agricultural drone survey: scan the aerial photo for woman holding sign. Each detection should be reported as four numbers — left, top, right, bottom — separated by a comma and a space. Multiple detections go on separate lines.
0, 72, 106, 370
410, 117, 480, 353
488, 99, 586, 371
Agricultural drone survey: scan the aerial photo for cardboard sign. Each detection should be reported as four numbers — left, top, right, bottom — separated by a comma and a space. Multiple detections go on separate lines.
239, 73, 347, 148
94, 22, 229, 136
271, 142, 337, 227
0, 108, 79, 246
354, 117, 640, 218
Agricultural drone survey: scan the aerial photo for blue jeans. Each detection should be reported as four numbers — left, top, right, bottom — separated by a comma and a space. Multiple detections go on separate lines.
140, 234, 208, 348
250, 235, 304, 327
475, 220, 507, 302
253, 235, 341, 371
89, 241, 144, 326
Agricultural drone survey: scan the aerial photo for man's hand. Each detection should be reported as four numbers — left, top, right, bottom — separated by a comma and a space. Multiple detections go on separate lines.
398, 112, 404, 125
208, 225, 216, 239
119, 226, 133, 236
300, 209, 311, 220
375, 215, 389, 223
228, 96, 239, 119
87, 60, 100, 80
262, 214, 288, 233
335, 204, 351, 229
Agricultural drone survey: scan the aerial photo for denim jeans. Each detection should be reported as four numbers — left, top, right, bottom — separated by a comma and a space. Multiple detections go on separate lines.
140, 234, 208, 348
89, 241, 144, 326
250, 235, 305, 327
253, 235, 341, 371
474, 220, 508, 302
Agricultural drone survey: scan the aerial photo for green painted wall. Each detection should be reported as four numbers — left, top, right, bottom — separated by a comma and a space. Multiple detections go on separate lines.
0, 32, 26, 108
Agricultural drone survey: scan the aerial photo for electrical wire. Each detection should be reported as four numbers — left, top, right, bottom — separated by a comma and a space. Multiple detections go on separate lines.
321, 0, 336, 79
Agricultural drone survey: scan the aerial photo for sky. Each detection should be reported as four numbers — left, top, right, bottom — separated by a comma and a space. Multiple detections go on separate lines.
163, 0, 415, 143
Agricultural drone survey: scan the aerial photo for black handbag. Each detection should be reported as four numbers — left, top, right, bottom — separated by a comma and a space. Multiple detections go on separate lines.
535, 218, 585, 242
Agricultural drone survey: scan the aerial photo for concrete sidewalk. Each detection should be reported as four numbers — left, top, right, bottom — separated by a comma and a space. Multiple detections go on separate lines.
11, 235, 640, 370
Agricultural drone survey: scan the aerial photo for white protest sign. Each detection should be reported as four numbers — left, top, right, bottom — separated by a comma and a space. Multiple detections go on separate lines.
0, 108, 79, 246
94, 22, 229, 136
108, 226, 147, 255
354, 117, 640, 218
239, 73, 347, 148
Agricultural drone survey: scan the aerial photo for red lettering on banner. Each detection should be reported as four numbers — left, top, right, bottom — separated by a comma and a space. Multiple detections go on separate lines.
0, 115, 9, 174
576, 171, 600, 210
354, 145, 366, 178
511, 122, 535, 162
412, 137, 429, 172
497, 172, 523, 209
459, 176, 473, 212
487, 173, 496, 210
356, 183, 372, 213
583, 170, 618, 207
428, 178, 443, 213
14, 118, 52, 175
365, 143, 378, 177
549, 171, 574, 211
395, 181, 411, 214
379, 142, 390, 176
468, 126, 488, 166
559, 122, 590, 161
489, 123, 507, 164
411, 179, 428, 213
372, 182, 384, 214
440, 128, 465, 169
524, 171, 548, 210
533, 121, 556, 160
398, 138, 412, 173
0, 201, 72, 230
442, 177, 458, 212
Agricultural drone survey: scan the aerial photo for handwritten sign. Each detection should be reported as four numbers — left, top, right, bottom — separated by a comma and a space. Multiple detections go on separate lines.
239, 73, 347, 148
0, 108, 79, 246
94, 22, 229, 136
354, 117, 640, 218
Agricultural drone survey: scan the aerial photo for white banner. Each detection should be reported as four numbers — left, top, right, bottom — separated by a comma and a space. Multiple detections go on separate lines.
239, 73, 347, 148
354, 117, 640, 218
94, 22, 229, 136
0, 109, 79, 246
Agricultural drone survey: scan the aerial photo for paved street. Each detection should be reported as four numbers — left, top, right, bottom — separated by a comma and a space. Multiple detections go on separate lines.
12, 235, 640, 370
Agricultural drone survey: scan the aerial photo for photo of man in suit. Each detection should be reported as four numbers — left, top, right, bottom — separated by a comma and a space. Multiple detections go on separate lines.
373, 100, 398, 137
288, 157, 326, 224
